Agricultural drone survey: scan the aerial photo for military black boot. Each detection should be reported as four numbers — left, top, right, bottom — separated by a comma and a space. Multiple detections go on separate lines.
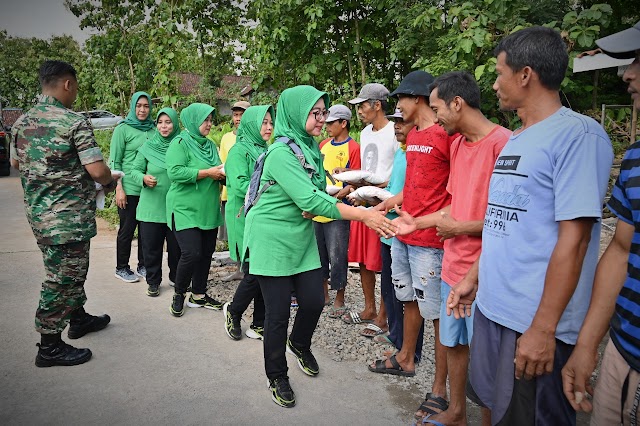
67, 309, 111, 339
35, 334, 92, 367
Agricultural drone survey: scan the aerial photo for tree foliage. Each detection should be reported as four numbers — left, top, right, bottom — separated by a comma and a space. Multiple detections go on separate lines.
1, 0, 637, 127
0, 31, 83, 109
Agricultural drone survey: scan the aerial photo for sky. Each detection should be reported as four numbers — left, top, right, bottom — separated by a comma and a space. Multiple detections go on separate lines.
0, 0, 92, 44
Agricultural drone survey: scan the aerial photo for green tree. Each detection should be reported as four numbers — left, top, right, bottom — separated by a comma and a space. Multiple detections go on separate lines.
0, 31, 84, 109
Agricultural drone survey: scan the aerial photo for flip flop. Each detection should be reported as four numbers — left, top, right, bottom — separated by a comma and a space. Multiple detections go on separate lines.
360, 323, 387, 337
415, 393, 449, 421
373, 333, 393, 345
327, 305, 348, 319
368, 354, 415, 377
422, 420, 445, 426
341, 311, 374, 325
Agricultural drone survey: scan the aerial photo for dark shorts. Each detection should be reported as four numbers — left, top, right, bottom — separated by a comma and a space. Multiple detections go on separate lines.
313, 220, 349, 290
468, 308, 576, 426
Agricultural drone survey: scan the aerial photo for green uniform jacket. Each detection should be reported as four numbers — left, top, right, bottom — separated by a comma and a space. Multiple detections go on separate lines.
109, 124, 154, 196
129, 153, 171, 223
166, 138, 223, 231
224, 140, 267, 261
243, 143, 342, 276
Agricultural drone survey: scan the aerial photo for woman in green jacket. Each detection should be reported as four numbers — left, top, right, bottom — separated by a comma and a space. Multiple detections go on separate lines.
166, 103, 225, 317
130, 107, 181, 297
222, 105, 273, 341
242, 85, 394, 408
109, 91, 155, 283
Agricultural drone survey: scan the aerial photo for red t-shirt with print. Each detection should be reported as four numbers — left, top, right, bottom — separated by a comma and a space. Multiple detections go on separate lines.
397, 124, 454, 248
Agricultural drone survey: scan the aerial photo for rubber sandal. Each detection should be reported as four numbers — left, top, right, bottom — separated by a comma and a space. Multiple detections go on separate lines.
415, 393, 449, 420
422, 419, 445, 426
368, 354, 415, 377
341, 311, 373, 325
327, 305, 348, 319
373, 333, 393, 345
360, 323, 386, 337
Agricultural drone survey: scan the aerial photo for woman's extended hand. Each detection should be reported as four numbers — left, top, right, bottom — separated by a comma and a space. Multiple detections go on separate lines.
363, 209, 396, 238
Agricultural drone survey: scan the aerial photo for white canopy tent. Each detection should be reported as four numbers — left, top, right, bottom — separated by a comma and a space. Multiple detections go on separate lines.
573, 52, 637, 144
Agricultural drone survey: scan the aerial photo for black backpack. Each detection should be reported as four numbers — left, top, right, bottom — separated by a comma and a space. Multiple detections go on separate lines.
243, 137, 317, 215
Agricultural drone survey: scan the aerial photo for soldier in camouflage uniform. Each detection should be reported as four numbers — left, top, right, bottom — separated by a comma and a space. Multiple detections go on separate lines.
11, 60, 120, 367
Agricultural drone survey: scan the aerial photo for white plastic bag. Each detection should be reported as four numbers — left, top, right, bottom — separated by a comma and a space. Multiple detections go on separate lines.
347, 186, 393, 204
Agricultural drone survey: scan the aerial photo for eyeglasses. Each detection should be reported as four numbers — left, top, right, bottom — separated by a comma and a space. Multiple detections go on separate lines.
310, 109, 329, 121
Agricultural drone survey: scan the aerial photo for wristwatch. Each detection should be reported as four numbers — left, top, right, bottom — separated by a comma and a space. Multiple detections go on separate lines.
104, 179, 117, 191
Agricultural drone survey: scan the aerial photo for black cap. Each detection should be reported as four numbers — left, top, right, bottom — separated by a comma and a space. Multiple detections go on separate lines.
390, 70, 435, 98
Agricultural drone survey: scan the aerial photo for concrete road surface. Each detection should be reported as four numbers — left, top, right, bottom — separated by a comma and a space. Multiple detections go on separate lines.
0, 169, 416, 425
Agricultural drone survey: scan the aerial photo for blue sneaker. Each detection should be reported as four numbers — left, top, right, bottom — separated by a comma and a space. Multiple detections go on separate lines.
136, 265, 147, 279
115, 267, 139, 283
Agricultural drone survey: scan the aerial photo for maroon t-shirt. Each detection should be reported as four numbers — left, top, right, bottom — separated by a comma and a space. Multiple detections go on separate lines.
397, 124, 454, 248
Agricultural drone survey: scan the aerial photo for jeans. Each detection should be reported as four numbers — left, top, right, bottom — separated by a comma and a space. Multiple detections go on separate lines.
381, 242, 424, 362
116, 195, 144, 270
313, 220, 350, 290
173, 225, 218, 295
139, 221, 181, 286
229, 272, 265, 327
257, 268, 324, 380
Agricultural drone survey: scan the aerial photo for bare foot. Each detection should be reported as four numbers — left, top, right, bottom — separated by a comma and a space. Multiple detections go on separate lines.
221, 270, 244, 282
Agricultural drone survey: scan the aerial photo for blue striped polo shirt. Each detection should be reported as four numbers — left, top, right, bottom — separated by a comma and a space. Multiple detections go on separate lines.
608, 140, 640, 372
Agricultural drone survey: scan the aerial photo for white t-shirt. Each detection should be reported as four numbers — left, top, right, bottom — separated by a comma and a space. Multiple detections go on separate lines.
359, 121, 398, 181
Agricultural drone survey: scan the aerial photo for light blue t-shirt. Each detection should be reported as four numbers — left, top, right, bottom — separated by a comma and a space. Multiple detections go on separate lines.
476, 107, 613, 345
381, 148, 407, 246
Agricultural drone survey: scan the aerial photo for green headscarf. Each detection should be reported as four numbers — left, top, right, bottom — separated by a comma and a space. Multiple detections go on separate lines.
120, 91, 155, 131
137, 107, 179, 169
273, 85, 329, 190
236, 105, 274, 161
176, 103, 220, 167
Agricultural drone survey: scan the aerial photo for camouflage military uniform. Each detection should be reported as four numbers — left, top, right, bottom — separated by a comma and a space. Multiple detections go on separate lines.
12, 94, 104, 334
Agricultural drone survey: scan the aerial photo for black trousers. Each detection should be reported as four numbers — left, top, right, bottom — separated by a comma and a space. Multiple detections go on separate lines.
229, 273, 265, 327
139, 221, 181, 286
173, 226, 217, 295
257, 268, 324, 380
116, 195, 144, 270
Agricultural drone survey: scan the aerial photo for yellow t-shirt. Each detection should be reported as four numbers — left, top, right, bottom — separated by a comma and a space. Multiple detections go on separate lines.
314, 137, 361, 223
219, 131, 237, 201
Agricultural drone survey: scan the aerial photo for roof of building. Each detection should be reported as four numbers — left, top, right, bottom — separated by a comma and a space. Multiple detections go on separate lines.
176, 73, 253, 98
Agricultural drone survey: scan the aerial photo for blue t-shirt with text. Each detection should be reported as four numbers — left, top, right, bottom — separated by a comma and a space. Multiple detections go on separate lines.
477, 107, 613, 344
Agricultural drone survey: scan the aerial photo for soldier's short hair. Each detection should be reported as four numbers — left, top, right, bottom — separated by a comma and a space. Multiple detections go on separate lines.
39, 60, 77, 88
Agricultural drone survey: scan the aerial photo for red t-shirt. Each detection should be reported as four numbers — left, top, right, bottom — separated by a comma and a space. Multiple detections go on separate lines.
397, 125, 454, 248
441, 125, 510, 285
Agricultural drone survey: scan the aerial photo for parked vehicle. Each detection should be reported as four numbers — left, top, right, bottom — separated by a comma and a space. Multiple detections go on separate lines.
0, 126, 10, 176
80, 110, 123, 129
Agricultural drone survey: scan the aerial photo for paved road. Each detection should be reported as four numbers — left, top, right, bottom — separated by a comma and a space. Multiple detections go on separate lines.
0, 169, 414, 425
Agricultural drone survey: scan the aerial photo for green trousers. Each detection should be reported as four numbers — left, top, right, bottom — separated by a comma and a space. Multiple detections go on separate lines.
36, 241, 90, 334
